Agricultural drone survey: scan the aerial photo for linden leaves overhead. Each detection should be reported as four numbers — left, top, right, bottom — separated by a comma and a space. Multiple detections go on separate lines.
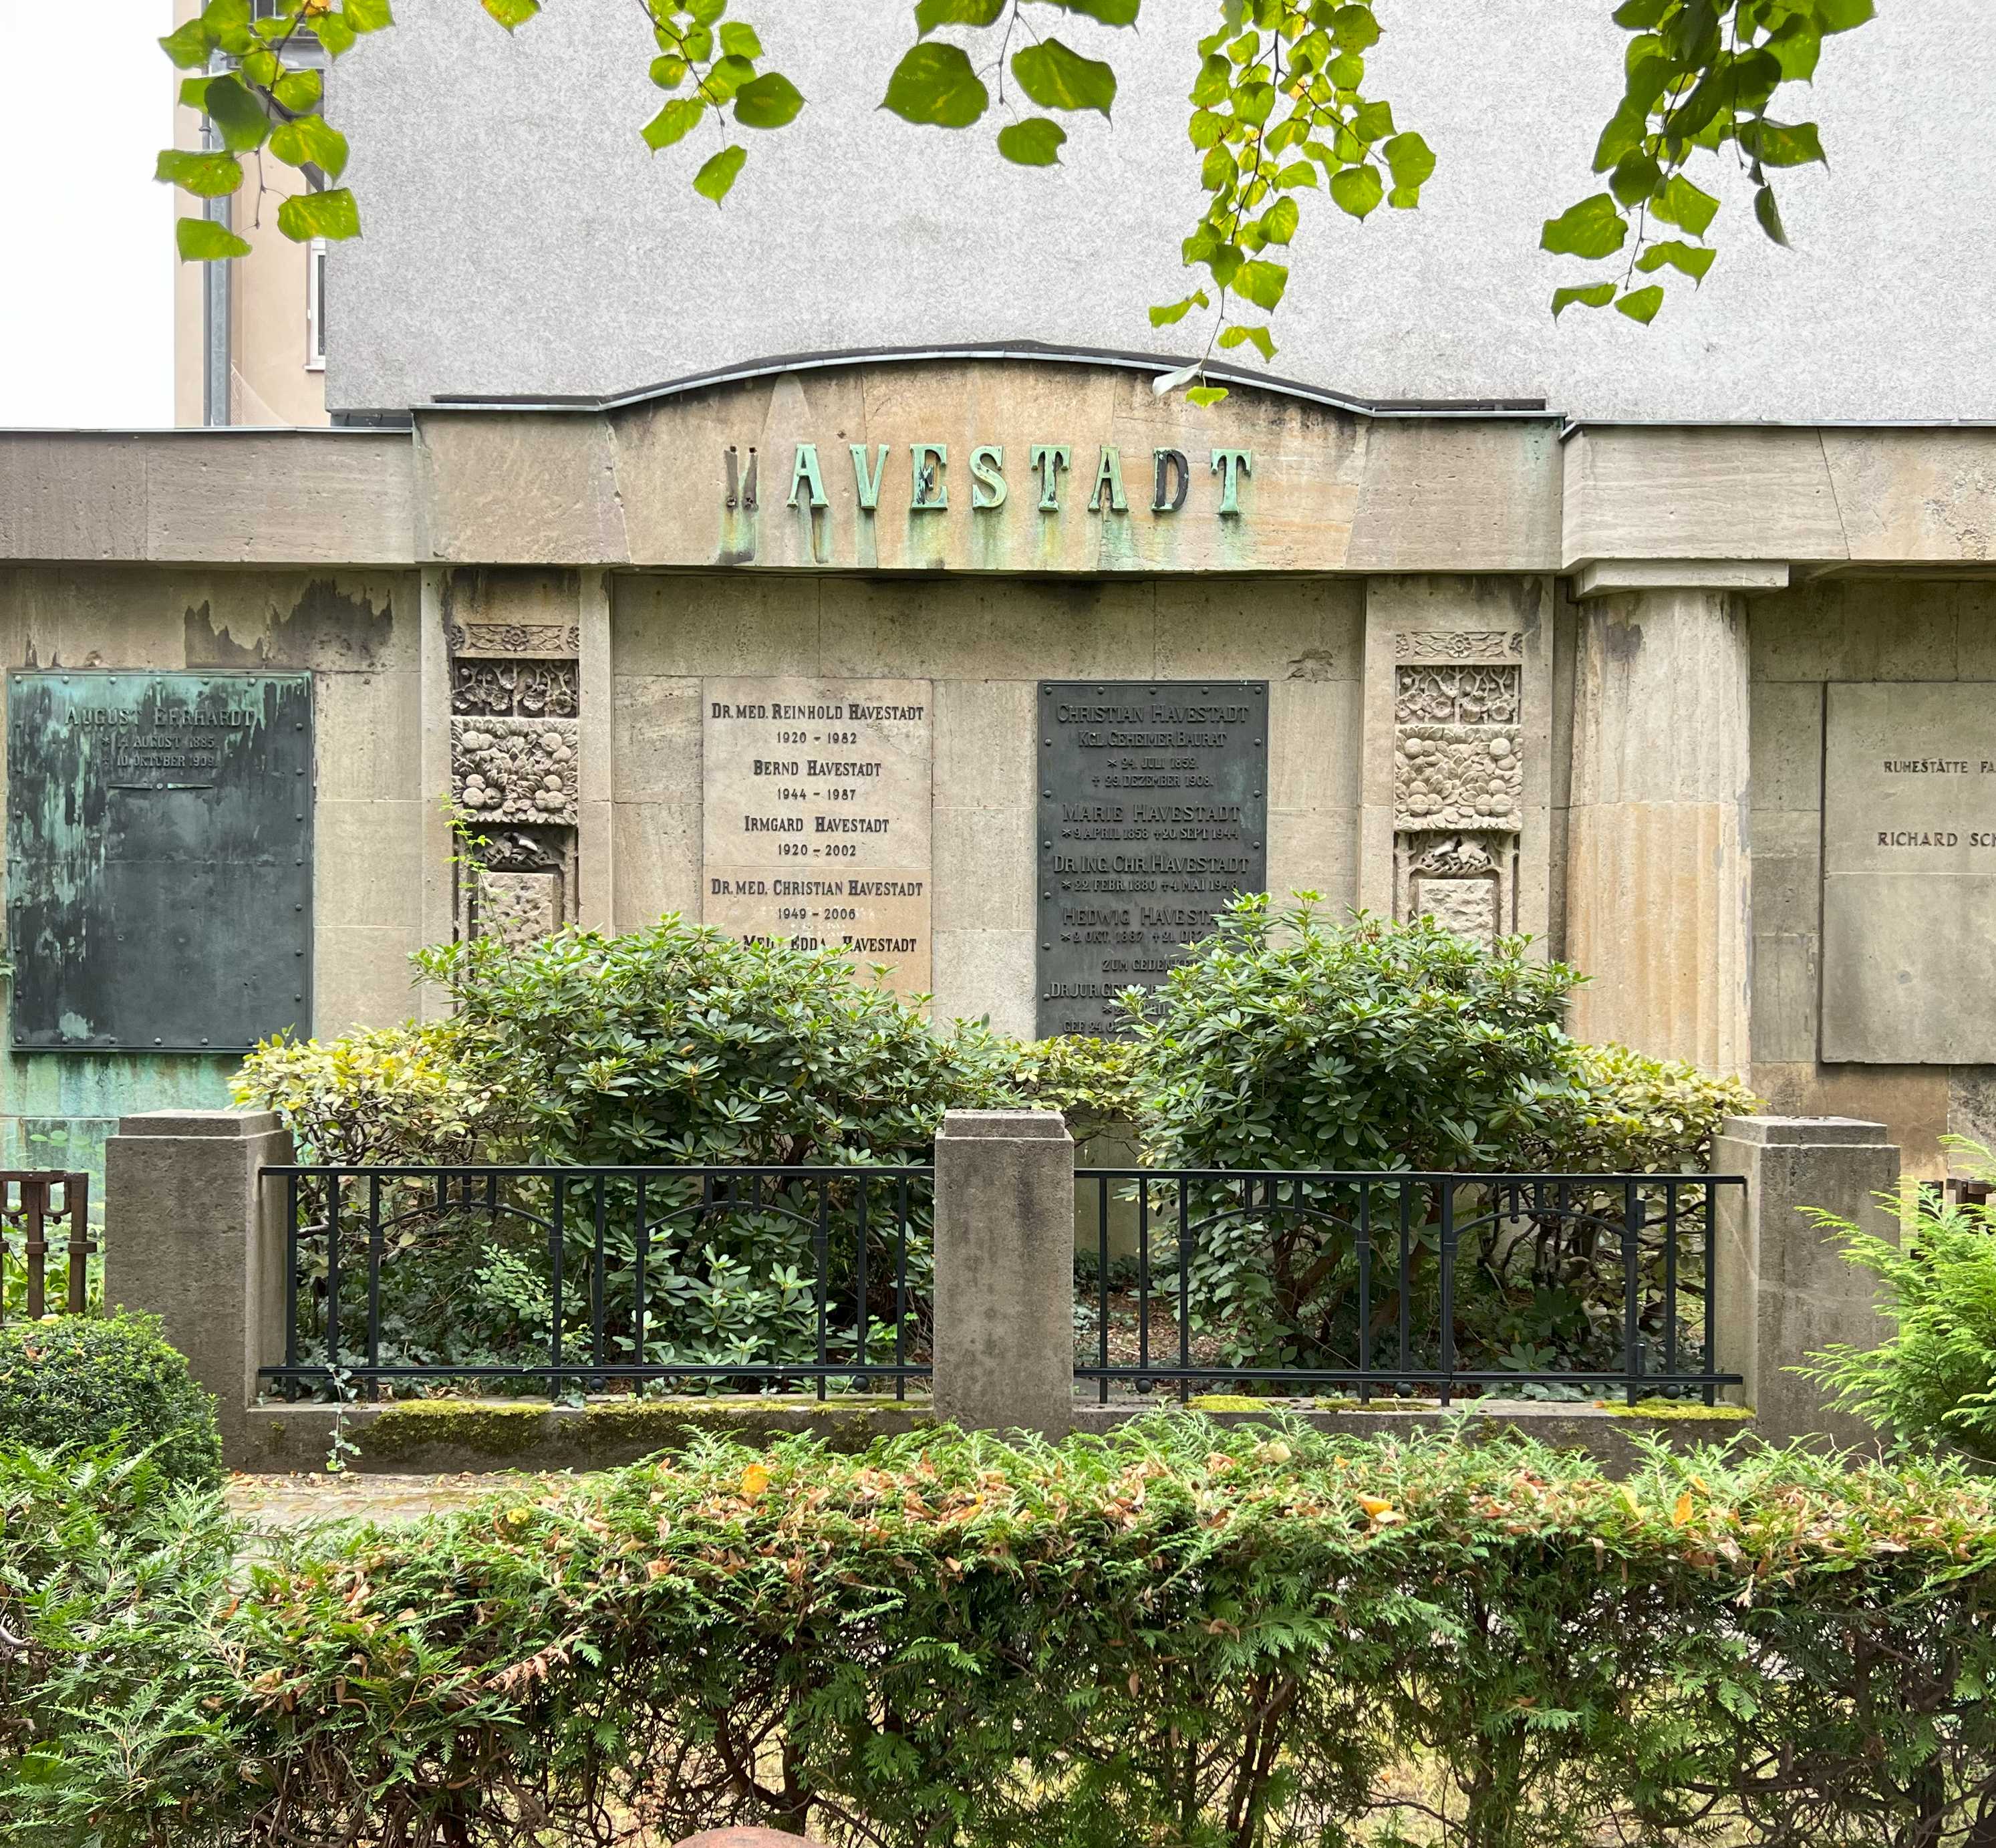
157, 0, 1877, 388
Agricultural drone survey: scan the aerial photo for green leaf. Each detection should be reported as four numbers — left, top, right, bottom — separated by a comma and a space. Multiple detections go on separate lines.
1232, 81, 1275, 126
273, 68, 323, 110
1767, 17, 1822, 80
997, 116, 1067, 165
480, 0, 541, 25
913, 0, 1006, 31
1540, 191, 1628, 259
269, 115, 349, 179
694, 144, 748, 203
1817, 0, 1875, 30
1614, 284, 1665, 323
1634, 238, 1715, 281
1185, 385, 1231, 407
1010, 39, 1116, 116
734, 72, 805, 129
1608, 150, 1661, 207
1383, 130, 1433, 187
1651, 172, 1719, 235
175, 215, 253, 261
643, 98, 707, 149
1261, 194, 1299, 243
1149, 289, 1210, 327
1753, 181, 1789, 246
1610, 0, 1668, 22
881, 43, 990, 126
1218, 323, 1276, 361
1738, 118, 1825, 168
1328, 162, 1382, 219
1353, 99, 1394, 144
202, 75, 270, 153
154, 149, 243, 199
313, 11, 358, 54
1046, 0, 1141, 23
345, 0, 393, 30
1329, 5, 1379, 52
706, 55, 757, 103
1327, 51, 1363, 88
1550, 281, 1616, 317
1234, 258, 1288, 310
1190, 53, 1232, 106
718, 21, 762, 57
159, 19, 214, 68
651, 55, 689, 88
277, 185, 360, 239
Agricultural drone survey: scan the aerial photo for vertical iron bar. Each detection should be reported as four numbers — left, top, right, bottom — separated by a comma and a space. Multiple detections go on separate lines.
1177, 1176, 1192, 1404
855, 1179, 871, 1390
283, 1172, 300, 1400
23, 1178, 43, 1321
1663, 1180, 1681, 1386
1622, 1178, 1642, 1406
364, 1173, 383, 1402
325, 1172, 343, 1391
1397, 1180, 1412, 1388
1438, 1180, 1455, 1408
63, 1175, 91, 1315
1097, 1174, 1109, 1406
634, 1174, 650, 1382
895, 1174, 909, 1400
1703, 1186, 1720, 1407
549, 1175, 565, 1402
590, 1174, 608, 1392
1357, 1181, 1372, 1405
814, 1180, 829, 1402
1138, 1176, 1151, 1385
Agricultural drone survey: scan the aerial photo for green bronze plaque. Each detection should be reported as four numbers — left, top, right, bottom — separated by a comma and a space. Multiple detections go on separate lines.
7, 672, 313, 1052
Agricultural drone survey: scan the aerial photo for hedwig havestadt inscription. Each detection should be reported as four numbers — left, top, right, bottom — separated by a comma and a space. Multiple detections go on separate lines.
1037, 680, 1268, 1038
702, 677, 933, 996
1822, 682, 1996, 1065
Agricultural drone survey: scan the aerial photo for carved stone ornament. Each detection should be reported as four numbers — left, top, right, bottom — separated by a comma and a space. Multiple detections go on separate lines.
446, 620, 581, 660
475, 870, 561, 948
1399, 831, 1513, 946
452, 658, 579, 719
1415, 876, 1500, 942
1392, 664, 1522, 831
1393, 629, 1524, 663
451, 717, 579, 825
475, 825, 571, 874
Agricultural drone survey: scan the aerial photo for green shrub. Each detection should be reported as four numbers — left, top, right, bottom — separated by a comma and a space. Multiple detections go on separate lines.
0, 1314, 221, 1489
8, 1420, 1996, 1847
1006, 1033, 1146, 1142
1518, 1039, 1760, 1174
1804, 1142, 1996, 1462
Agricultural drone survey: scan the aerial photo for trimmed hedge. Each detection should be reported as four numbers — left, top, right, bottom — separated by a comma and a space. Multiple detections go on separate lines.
7, 1420, 1996, 1846
0, 1313, 220, 1490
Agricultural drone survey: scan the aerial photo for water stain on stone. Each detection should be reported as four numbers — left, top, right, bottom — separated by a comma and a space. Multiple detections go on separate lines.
185, 578, 395, 670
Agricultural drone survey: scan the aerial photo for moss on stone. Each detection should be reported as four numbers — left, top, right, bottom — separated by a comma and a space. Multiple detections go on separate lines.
367, 1400, 551, 1458
1606, 1398, 1755, 1423
1187, 1394, 1278, 1412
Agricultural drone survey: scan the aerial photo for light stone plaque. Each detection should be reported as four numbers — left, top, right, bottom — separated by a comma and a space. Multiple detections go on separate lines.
1822, 682, 1996, 1063
702, 677, 933, 996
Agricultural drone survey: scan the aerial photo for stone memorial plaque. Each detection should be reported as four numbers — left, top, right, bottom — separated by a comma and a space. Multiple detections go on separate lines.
1822, 682, 1996, 1063
1038, 680, 1268, 1037
6, 672, 313, 1051
702, 678, 932, 995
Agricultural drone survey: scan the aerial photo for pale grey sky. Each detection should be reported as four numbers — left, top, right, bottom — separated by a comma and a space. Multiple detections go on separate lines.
0, 1, 174, 427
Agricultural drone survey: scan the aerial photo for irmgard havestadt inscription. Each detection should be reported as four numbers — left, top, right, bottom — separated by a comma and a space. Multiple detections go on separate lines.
1037, 680, 1268, 1038
1822, 682, 1996, 1064
701, 678, 933, 996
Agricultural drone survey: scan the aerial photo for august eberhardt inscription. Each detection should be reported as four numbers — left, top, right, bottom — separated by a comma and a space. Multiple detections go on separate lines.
702, 678, 933, 996
1037, 681, 1268, 1037
1822, 683, 1996, 1063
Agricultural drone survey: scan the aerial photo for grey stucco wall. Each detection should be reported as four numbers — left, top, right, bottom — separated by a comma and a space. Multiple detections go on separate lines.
326, 0, 1994, 422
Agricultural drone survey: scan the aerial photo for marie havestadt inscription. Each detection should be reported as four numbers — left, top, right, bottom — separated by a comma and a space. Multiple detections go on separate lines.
1822, 683, 1996, 1064
1037, 681, 1268, 1038
702, 678, 933, 995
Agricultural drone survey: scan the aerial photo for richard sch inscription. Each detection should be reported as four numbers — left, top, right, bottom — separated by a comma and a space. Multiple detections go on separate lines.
1037, 680, 1268, 1037
702, 678, 933, 995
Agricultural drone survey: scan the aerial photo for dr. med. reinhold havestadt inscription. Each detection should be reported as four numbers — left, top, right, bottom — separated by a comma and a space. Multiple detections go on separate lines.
728, 443, 1258, 517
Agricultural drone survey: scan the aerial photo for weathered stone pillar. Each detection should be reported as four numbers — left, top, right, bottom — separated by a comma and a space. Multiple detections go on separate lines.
1566, 583, 1751, 1073
104, 1109, 295, 1462
1713, 1115, 1898, 1450
932, 1108, 1074, 1437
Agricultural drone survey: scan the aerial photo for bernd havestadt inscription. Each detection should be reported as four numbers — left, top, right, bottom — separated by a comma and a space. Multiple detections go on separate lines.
1822, 682, 1996, 1063
1037, 680, 1268, 1037
702, 678, 932, 995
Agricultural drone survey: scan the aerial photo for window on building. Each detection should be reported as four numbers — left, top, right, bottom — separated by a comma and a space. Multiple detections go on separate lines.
307, 237, 327, 372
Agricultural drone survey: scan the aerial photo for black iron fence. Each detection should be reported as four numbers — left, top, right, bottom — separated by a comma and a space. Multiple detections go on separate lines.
1075, 1168, 1744, 1405
261, 1164, 933, 1400
0, 1171, 92, 1326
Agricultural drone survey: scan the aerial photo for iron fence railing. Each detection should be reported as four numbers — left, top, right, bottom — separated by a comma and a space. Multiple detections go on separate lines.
1074, 1168, 1745, 1406
261, 1164, 934, 1401
0, 1171, 92, 1325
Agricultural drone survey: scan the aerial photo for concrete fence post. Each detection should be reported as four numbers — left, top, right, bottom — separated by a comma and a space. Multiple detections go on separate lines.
932, 1107, 1074, 1438
104, 1109, 294, 1463
1713, 1115, 1900, 1450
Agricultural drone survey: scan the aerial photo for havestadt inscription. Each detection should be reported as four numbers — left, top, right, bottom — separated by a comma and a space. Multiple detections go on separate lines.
1037, 680, 1268, 1038
702, 678, 933, 996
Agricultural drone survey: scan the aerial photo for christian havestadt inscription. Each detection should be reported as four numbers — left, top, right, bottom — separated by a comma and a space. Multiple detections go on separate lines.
5, 672, 313, 1052
702, 678, 933, 995
1822, 683, 1996, 1063
1037, 681, 1268, 1038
